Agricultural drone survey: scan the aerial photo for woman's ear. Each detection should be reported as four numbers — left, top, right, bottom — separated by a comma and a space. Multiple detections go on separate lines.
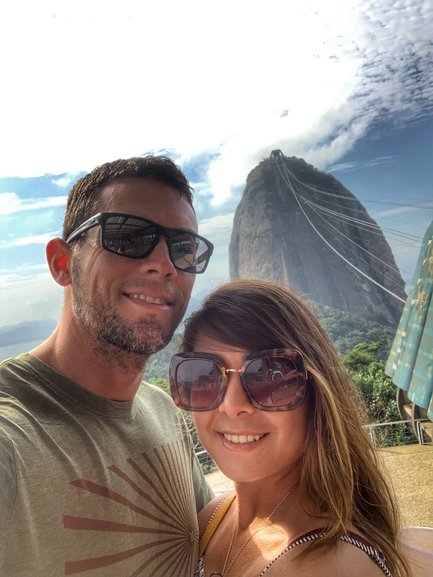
46, 238, 72, 287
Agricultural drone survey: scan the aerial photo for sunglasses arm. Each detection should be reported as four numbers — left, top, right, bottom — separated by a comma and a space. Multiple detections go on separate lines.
66, 214, 101, 243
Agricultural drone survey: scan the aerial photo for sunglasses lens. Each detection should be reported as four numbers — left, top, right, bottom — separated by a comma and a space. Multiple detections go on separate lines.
173, 358, 223, 410
169, 234, 212, 273
244, 355, 304, 409
103, 215, 156, 257
101, 215, 212, 273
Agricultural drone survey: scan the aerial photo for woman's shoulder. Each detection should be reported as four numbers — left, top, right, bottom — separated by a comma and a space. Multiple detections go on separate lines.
321, 540, 389, 576
283, 530, 391, 577
198, 490, 235, 536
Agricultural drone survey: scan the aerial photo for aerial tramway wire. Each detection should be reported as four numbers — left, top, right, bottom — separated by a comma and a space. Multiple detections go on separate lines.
302, 197, 423, 245
306, 203, 413, 283
284, 168, 433, 211
276, 160, 406, 304
305, 200, 415, 278
286, 167, 425, 243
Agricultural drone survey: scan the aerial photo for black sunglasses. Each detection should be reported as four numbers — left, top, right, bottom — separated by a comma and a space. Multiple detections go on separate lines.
66, 212, 214, 274
169, 349, 307, 412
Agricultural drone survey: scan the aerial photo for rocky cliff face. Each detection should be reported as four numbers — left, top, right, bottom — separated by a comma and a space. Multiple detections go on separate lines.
229, 152, 406, 326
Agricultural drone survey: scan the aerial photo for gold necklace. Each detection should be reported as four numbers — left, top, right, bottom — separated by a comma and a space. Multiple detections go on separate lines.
209, 483, 298, 577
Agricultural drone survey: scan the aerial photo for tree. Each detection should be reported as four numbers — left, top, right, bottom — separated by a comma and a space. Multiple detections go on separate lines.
342, 342, 411, 446
342, 341, 400, 422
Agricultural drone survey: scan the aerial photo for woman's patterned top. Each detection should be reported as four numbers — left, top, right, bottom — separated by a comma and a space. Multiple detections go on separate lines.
194, 528, 392, 577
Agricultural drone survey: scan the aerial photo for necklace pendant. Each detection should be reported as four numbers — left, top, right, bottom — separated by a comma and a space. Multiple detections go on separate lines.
209, 573, 224, 577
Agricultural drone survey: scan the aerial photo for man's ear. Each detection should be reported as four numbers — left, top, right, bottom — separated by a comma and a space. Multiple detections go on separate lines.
46, 238, 72, 287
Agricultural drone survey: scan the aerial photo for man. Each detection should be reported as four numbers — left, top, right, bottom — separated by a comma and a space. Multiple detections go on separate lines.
0, 156, 214, 577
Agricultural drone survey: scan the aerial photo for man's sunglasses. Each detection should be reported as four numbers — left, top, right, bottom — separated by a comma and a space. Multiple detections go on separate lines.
66, 212, 214, 274
169, 349, 307, 412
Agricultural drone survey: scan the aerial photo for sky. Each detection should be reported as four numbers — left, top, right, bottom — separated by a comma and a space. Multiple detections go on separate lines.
0, 0, 432, 334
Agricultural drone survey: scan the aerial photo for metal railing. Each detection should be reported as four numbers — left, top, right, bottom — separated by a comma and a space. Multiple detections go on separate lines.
364, 418, 430, 447
195, 448, 217, 474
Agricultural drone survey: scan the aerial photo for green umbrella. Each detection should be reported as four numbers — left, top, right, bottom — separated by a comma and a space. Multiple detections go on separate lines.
385, 220, 433, 422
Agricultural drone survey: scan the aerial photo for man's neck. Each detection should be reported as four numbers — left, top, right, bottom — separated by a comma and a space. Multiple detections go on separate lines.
32, 326, 149, 401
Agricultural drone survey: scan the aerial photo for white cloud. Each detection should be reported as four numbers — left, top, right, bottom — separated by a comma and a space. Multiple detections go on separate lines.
0, 0, 430, 202
0, 264, 48, 280
329, 156, 398, 173
51, 175, 76, 188
205, 0, 433, 202
199, 213, 234, 235
372, 202, 433, 218
0, 192, 67, 215
0, 232, 56, 249
198, 214, 235, 255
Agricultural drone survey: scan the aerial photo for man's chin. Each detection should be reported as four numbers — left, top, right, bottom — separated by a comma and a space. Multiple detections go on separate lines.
124, 340, 166, 356
103, 326, 174, 357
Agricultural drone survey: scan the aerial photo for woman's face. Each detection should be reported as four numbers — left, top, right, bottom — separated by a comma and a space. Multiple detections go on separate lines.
191, 333, 309, 485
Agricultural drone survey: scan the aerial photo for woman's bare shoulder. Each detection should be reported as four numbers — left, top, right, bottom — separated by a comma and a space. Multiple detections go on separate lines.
198, 491, 234, 536
285, 537, 389, 577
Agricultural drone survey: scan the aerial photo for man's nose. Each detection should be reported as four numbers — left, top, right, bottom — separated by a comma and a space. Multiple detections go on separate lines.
136, 236, 177, 276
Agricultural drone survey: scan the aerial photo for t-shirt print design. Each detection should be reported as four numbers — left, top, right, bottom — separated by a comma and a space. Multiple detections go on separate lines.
63, 440, 198, 577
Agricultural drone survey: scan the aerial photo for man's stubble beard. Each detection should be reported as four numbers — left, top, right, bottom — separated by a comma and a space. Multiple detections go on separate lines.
70, 263, 179, 363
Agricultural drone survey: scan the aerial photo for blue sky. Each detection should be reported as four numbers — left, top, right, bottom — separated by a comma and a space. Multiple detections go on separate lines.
0, 0, 432, 331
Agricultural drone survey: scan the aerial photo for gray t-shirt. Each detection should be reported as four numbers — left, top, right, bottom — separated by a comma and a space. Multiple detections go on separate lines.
0, 353, 213, 577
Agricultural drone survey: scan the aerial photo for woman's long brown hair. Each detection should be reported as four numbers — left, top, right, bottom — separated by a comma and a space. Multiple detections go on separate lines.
180, 279, 412, 577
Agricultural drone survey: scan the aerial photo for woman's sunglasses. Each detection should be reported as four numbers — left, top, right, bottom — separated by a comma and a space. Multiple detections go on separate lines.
169, 349, 307, 412
66, 212, 214, 274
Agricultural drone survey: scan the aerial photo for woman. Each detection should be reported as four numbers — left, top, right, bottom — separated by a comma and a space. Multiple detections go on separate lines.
169, 279, 412, 577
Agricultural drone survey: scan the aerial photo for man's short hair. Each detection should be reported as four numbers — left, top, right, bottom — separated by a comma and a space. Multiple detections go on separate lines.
62, 156, 194, 240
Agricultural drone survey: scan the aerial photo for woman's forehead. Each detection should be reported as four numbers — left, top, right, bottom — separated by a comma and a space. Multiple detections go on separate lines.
192, 332, 248, 356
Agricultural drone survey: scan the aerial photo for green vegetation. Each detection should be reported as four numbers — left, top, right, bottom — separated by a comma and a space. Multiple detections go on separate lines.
342, 342, 399, 422
147, 377, 169, 394
309, 301, 395, 358
341, 342, 413, 446
145, 333, 182, 381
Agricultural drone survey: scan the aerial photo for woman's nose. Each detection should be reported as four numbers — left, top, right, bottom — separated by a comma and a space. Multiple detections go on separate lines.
218, 372, 255, 417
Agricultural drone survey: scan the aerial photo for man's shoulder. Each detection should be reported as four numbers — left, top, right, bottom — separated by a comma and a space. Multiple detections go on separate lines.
135, 381, 189, 438
0, 353, 50, 428
139, 380, 171, 397
138, 380, 177, 408
0, 354, 23, 371
137, 381, 181, 415
0, 353, 36, 378
0, 353, 42, 393
1, 354, 27, 393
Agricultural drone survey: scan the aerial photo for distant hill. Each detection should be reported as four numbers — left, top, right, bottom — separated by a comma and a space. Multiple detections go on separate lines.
230, 152, 406, 326
0, 319, 57, 347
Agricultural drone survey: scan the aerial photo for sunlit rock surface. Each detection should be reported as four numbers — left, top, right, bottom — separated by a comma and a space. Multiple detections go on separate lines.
229, 152, 406, 326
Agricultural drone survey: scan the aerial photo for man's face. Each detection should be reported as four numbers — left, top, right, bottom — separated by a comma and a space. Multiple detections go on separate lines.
69, 178, 197, 356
